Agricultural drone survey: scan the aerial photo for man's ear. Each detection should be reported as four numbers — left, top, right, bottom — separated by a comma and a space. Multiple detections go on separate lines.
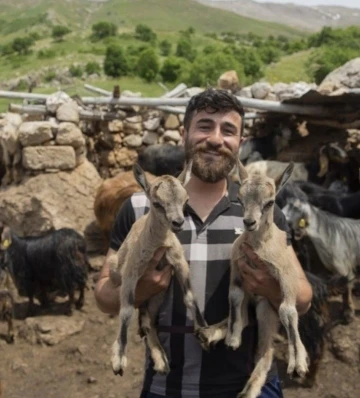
275, 162, 294, 194
133, 163, 150, 194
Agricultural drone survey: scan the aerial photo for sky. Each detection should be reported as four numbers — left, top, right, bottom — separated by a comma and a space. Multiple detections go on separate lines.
255, 0, 360, 8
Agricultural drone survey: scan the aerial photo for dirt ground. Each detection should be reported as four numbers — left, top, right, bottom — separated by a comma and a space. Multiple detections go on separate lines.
0, 267, 359, 398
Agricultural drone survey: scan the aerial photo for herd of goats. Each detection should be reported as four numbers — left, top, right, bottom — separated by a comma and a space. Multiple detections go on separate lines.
0, 133, 360, 395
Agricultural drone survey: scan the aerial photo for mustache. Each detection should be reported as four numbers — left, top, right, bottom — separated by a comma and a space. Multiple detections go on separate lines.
192, 142, 234, 158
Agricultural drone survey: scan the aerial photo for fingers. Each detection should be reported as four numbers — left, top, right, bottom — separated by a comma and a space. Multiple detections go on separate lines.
148, 247, 167, 270
240, 243, 266, 270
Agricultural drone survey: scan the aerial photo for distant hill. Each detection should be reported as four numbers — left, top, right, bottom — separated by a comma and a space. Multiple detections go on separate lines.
0, 0, 303, 37
196, 0, 360, 32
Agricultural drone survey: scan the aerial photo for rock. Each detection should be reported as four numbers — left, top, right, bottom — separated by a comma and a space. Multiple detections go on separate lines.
75, 146, 87, 166
319, 57, 360, 92
164, 114, 180, 130
18, 122, 53, 147
56, 122, 85, 148
108, 120, 124, 133
45, 91, 72, 114
112, 134, 122, 146
18, 316, 85, 346
123, 120, 142, 136
251, 82, 272, 100
265, 92, 277, 101
22, 146, 76, 170
125, 115, 142, 124
237, 86, 252, 98
143, 117, 161, 131
10, 359, 28, 374
56, 101, 80, 124
114, 148, 138, 167
123, 134, 142, 148
217, 70, 239, 92
142, 131, 159, 145
274, 81, 315, 101
163, 130, 181, 143
0, 160, 101, 236
87, 377, 97, 384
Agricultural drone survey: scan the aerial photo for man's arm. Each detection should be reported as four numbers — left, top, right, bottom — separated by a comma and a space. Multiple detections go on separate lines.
94, 246, 173, 315
238, 243, 313, 315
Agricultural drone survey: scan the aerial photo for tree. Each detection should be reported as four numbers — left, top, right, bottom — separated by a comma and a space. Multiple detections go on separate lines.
103, 44, 128, 78
91, 22, 117, 41
159, 39, 172, 56
176, 36, 197, 62
160, 57, 183, 83
135, 24, 157, 43
137, 48, 159, 82
12, 36, 34, 55
52, 25, 71, 42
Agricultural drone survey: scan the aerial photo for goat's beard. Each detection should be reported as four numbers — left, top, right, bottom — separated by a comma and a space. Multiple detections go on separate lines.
185, 140, 237, 183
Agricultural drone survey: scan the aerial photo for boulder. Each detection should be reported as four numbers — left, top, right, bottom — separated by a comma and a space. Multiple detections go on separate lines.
251, 82, 272, 100
56, 122, 85, 148
45, 91, 72, 114
123, 134, 142, 148
56, 101, 80, 124
18, 122, 53, 147
143, 117, 161, 131
114, 147, 138, 167
217, 70, 239, 92
18, 316, 85, 346
142, 131, 159, 145
108, 120, 124, 133
22, 146, 76, 170
319, 57, 360, 93
163, 130, 181, 143
164, 114, 180, 130
0, 159, 101, 236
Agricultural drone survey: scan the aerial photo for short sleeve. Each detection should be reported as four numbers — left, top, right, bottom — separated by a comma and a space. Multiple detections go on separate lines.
109, 198, 136, 251
273, 204, 292, 246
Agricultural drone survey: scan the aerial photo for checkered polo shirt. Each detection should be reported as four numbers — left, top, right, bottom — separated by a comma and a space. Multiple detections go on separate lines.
110, 181, 291, 398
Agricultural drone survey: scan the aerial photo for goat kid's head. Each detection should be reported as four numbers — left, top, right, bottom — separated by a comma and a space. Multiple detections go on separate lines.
235, 160, 294, 232
317, 142, 348, 178
133, 161, 192, 233
282, 199, 310, 240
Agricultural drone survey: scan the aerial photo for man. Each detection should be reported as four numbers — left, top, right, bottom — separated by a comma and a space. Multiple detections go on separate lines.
94, 89, 313, 398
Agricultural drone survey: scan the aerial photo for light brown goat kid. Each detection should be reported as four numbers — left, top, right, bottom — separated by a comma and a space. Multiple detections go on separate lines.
109, 161, 207, 377
196, 161, 308, 398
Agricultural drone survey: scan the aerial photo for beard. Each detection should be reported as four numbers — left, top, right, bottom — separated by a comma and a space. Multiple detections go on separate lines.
185, 140, 237, 183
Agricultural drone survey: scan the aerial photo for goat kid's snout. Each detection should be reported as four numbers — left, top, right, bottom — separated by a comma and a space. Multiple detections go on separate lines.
243, 217, 258, 231
171, 218, 185, 233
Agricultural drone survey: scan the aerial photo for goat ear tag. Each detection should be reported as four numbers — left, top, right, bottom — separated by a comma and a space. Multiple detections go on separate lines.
298, 219, 306, 228
2, 239, 10, 248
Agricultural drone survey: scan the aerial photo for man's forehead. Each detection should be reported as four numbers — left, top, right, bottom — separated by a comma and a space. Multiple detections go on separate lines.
192, 108, 242, 124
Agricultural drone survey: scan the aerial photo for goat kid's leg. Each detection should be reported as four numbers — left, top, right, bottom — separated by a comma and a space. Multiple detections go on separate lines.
278, 300, 308, 378
6, 312, 15, 344
111, 279, 136, 376
66, 290, 75, 316
27, 294, 35, 318
169, 252, 207, 331
238, 299, 278, 398
225, 265, 249, 350
342, 279, 355, 324
194, 318, 228, 351
140, 292, 170, 374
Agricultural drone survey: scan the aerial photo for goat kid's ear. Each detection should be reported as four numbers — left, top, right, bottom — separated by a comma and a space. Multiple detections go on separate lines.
275, 162, 294, 194
178, 159, 193, 187
133, 163, 149, 194
317, 145, 329, 178
235, 158, 248, 185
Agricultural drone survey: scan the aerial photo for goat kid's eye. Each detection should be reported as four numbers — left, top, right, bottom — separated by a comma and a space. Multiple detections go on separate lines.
263, 200, 274, 210
153, 202, 163, 210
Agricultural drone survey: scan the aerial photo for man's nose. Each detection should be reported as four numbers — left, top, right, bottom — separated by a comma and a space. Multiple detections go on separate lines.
207, 126, 223, 146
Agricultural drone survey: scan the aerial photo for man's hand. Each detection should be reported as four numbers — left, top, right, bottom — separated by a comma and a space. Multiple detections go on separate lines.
134, 247, 173, 307
237, 242, 282, 308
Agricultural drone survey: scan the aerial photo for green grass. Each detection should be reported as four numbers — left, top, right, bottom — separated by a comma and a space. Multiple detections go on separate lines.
264, 49, 314, 84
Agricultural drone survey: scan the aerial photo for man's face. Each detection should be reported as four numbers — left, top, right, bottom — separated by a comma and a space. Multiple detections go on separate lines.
182, 108, 242, 183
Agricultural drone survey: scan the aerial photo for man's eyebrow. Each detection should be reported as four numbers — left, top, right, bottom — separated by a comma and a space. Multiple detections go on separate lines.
195, 118, 214, 124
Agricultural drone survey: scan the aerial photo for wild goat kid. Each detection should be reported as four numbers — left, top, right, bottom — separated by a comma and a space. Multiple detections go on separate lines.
196, 161, 308, 398
283, 199, 360, 323
109, 161, 207, 377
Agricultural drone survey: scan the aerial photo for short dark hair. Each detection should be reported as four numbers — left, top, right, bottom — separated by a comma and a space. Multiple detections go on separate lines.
183, 88, 245, 133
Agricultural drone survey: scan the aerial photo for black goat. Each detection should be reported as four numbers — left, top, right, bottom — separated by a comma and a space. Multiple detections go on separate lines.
297, 272, 348, 388
0, 226, 89, 316
137, 144, 185, 177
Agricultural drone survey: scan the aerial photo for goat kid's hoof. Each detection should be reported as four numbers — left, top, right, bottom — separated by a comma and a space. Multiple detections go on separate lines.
225, 335, 241, 351
154, 361, 170, 375
111, 355, 127, 377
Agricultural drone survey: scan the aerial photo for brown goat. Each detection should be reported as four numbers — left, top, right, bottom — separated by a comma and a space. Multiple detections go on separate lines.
94, 170, 156, 245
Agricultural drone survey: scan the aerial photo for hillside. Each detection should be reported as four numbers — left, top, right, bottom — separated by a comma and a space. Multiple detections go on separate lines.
196, 0, 360, 32
0, 0, 303, 37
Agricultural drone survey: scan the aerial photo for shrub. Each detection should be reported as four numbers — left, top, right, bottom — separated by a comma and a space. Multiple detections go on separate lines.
91, 22, 117, 41
103, 44, 128, 77
137, 47, 159, 82
69, 64, 83, 77
159, 39, 172, 56
52, 25, 71, 41
135, 24, 157, 43
85, 61, 101, 75
160, 56, 183, 83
